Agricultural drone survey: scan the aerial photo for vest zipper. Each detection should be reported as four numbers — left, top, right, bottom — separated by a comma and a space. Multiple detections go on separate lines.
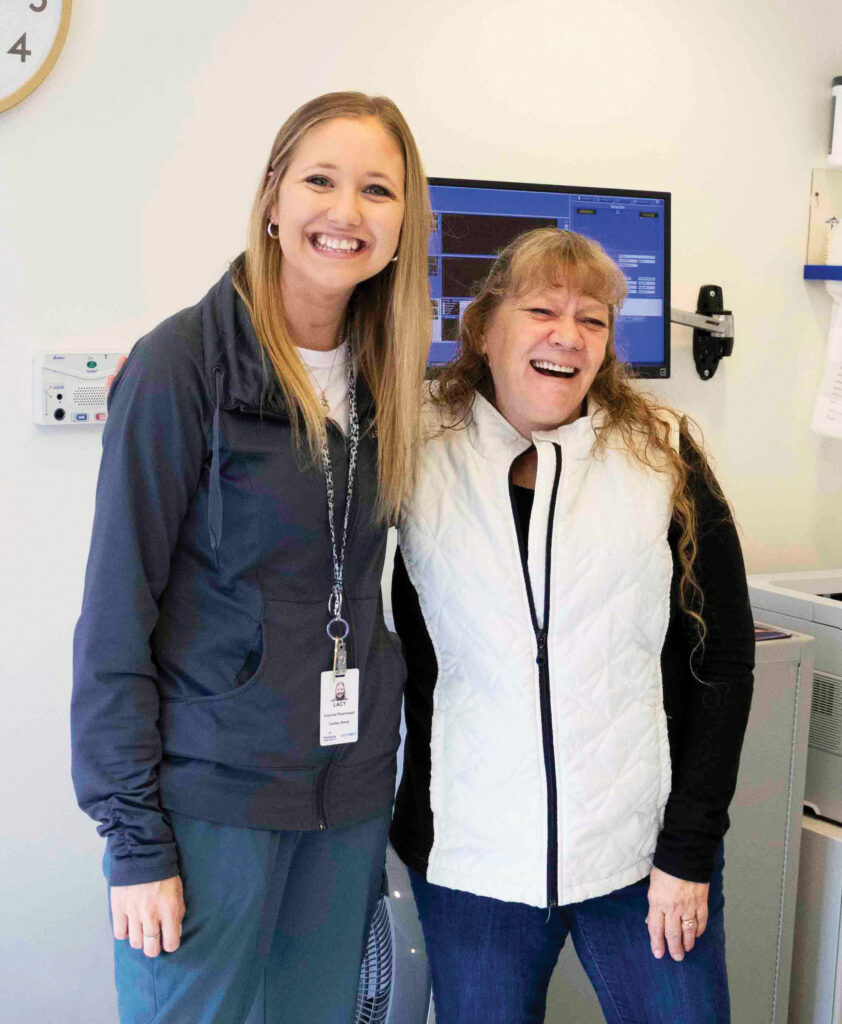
508, 443, 562, 908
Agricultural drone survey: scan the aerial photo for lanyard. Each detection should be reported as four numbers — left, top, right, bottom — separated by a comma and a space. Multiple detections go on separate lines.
322, 353, 359, 674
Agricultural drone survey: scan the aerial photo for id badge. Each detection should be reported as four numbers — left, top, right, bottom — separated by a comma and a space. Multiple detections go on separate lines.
320, 669, 360, 746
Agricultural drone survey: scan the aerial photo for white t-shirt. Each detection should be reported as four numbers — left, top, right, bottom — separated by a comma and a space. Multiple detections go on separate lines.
297, 341, 351, 435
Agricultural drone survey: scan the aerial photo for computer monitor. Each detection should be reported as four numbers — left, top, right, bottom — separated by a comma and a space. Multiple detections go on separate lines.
427, 178, 671, 378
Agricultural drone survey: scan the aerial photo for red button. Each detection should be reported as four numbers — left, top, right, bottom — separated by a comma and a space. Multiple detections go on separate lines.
96, 413, 107, 422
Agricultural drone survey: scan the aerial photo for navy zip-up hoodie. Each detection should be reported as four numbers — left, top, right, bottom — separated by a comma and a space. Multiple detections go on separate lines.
71, 263, 406, 886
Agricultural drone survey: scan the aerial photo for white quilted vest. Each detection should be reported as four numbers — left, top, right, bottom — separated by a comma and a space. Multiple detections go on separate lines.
399, 394, 675, 908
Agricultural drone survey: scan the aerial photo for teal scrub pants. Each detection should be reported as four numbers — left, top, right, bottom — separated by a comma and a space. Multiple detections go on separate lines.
106, 808, 391, 1024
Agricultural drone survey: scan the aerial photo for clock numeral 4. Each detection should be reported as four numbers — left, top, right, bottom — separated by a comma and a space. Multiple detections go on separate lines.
7, 34, 32, 63
30, 0, 48, 11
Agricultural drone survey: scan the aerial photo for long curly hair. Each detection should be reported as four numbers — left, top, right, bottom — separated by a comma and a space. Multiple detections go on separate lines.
432, 227, 726, 641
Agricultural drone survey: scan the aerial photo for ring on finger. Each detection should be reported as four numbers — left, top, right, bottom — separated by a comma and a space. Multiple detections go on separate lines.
143, 933, 162, 941
680, 918, 697, 929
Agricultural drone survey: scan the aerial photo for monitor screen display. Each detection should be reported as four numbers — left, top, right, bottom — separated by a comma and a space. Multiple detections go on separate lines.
427, 178, 671, 378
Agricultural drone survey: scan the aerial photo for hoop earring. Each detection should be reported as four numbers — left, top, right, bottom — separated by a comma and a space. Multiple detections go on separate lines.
267, 221, 279, 240
390, 255, 398, 263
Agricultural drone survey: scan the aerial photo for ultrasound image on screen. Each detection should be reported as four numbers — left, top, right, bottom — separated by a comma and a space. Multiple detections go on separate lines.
441, 213, 557, 256
441, 257, 497, 299
441, 318, 461, 341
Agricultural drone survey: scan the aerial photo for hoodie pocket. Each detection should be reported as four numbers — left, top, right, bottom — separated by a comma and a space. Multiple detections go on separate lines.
159, 600, 331, 769
162, 624, 267, 706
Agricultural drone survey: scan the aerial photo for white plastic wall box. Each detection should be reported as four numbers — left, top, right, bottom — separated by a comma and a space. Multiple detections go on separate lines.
32, 351, 127, 425
749, 570, 842, 823
546, 631, 814, 1024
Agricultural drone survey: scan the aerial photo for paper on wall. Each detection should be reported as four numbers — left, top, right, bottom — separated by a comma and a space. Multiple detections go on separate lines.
812, 281, 842, 440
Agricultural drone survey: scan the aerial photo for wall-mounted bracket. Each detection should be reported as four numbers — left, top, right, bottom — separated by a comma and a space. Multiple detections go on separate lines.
671, 285, 734, 380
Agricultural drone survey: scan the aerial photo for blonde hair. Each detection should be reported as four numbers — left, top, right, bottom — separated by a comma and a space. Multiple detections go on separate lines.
433, 227, 727, 637
233, 92, 431, 522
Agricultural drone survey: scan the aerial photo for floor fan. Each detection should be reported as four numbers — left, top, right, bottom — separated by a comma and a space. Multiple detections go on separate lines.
354, 845, 435, 1024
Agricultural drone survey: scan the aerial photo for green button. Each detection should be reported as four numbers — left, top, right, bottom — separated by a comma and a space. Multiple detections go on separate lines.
87, 360, 97, 369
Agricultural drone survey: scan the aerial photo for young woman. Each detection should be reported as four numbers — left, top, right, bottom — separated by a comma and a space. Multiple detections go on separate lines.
391, 228, 755, 1023
71, 92, 430, 1024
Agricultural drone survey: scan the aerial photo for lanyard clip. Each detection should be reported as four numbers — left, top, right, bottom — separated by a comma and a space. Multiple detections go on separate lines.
326, 613, 350, 679
332, 637, 348, 678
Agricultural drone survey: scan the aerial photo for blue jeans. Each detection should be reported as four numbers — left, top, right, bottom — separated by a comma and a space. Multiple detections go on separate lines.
106, 809, 390, 1024
409, 849, 729, 1024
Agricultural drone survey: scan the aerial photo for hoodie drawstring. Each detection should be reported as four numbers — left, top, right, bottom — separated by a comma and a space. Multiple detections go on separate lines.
209, 367, 224, 565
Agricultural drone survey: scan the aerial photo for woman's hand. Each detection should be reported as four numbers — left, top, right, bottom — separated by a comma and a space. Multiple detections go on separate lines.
646, 867, 709, 961
111, 876, 185, 959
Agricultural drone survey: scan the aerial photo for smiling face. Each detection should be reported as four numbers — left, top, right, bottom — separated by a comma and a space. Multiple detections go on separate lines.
481, 284, 610, 438
270, 116, 406, 304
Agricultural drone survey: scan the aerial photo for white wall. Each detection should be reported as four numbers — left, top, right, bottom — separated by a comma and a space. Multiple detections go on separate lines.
2, 1, 841, 1019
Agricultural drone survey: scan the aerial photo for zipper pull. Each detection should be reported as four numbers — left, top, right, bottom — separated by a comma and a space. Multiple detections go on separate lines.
536, 630, 548, 666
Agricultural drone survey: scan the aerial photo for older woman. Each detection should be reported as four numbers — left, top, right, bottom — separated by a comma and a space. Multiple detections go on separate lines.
390, 228, 754, 1023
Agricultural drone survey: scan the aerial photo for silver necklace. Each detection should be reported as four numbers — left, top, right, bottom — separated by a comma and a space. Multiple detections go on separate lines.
306, 342, 344, 416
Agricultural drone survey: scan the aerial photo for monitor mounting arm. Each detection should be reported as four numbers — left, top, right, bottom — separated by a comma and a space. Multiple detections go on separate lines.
670, 285, 734, 380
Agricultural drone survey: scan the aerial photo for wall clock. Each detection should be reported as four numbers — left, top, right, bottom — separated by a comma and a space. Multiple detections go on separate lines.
0, 0, 71, 114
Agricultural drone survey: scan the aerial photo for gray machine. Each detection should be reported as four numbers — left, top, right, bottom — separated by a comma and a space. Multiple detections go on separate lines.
749, 570, 842, 1024
749, 569, 842, 820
